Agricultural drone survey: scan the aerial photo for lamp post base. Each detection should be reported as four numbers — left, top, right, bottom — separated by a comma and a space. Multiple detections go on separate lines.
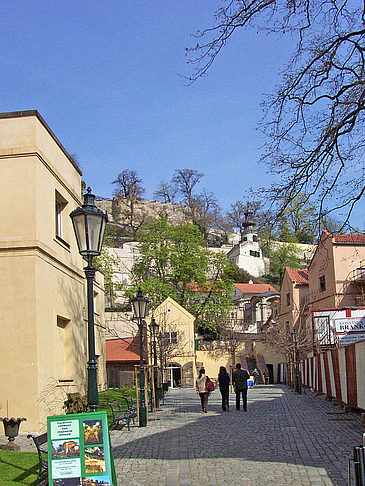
139, 405, 147, 427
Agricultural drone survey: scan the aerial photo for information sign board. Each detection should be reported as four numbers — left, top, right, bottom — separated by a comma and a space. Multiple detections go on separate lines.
47, 411, 117, 486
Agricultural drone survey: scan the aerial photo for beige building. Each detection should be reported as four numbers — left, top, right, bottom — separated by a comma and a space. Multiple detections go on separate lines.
278, 231, 365, 355
279, 268, 309, 334
152, 297, 285, 386
0, 111, 106, 433
308, 231, 365, 310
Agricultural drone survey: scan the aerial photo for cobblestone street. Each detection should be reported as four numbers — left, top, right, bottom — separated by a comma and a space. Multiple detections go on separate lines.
111, 385, 365, 486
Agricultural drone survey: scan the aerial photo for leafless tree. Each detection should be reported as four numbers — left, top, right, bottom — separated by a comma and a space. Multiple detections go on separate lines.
172, 168, 204, 207
112, 170, 148, 239
186, 0, 365, 228
154, 181, 178, 204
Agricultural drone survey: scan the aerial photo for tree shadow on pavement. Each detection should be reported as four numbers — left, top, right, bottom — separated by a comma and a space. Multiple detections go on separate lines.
111, 386, 365, 485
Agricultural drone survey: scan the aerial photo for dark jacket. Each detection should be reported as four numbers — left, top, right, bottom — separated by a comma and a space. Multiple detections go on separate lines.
232, 368, 250, 390
218, 372, 230, 389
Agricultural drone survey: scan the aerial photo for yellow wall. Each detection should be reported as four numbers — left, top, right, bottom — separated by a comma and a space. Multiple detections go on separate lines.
0, 112, 106, 432
151, 297, 285, 387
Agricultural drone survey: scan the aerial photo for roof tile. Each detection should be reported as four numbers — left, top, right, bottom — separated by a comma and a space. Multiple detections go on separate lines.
285, 268, 309, 284
233, 283, 277, 294
334, 234, 365, 243
106, 338, 142, 362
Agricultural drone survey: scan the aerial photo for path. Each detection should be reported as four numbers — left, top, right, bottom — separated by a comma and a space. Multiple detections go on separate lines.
111, 385, 365, 486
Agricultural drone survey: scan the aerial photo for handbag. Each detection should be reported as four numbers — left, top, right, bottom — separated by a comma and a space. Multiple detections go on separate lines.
205, 377, 215, 392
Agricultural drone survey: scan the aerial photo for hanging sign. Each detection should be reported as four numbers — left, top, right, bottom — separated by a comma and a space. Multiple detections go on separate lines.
47, 411, 117, 486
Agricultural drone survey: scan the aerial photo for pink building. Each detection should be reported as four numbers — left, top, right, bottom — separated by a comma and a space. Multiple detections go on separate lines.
308, 231, 365, 310
279, 268, 309, 334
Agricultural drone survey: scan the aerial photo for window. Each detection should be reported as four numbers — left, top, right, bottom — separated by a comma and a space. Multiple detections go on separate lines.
286, 293, 290, 306
55, 191, 68, 240
249, 250, 261, 257
318, 275, 326, 292
253, 235, 258, 242
57, 316, 73, 380
163, 331, 178, 344
314, 315, 336, 345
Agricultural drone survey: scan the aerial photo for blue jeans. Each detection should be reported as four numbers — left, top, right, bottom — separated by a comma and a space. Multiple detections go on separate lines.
235, 388, 247, 410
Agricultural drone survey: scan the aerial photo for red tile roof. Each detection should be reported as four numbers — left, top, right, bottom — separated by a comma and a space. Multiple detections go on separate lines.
333, 234, 365, 244
233, 283, 277, 294
106, 338, 142, 362
285, 268, 309, 284
186, 282, 216, 292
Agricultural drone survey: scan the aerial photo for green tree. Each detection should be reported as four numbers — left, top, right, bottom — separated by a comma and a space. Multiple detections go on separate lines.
129, 217, 234, 338
94, 249, 122, 309
264, 241, 302, 284
275, 195, 318, 244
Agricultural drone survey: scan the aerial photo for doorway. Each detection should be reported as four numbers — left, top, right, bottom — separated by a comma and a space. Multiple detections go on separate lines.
167, 365, 181, 388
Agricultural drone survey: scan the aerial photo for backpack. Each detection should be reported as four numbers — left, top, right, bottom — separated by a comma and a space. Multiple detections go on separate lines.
205, 377, 215, 392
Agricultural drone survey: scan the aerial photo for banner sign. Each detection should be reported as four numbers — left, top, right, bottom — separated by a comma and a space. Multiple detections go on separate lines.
335, 316, 365, 345
47, 411, 117, 486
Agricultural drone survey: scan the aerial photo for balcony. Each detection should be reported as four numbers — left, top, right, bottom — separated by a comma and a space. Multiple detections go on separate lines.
351, 267, 365, 283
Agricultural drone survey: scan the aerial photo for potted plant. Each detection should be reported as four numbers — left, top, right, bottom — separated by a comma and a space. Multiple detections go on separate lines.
0, 416, 27, 450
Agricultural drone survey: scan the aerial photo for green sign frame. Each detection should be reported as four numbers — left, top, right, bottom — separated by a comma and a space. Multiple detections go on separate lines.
47, 411, 117, 486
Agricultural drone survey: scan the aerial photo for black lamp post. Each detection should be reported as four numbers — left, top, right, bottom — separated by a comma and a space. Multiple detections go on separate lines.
70, 187, 108, 412
293, 328, 301, 394
150, 317, 160, 409
131, 288, 149, 427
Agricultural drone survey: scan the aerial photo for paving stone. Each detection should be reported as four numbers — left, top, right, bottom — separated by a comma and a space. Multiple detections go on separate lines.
3, 384, 362, 485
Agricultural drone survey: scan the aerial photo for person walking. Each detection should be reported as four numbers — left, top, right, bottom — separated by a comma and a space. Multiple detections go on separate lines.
196, 367, 209, 413
252, 368, 259, 386
232, 363, 250, 411
218, 366, 230, 412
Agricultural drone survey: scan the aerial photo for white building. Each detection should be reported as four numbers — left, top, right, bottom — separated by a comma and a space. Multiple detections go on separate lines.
227, 228, 269, 277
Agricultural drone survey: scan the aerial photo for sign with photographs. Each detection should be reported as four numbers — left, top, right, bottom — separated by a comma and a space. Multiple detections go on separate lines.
47, 411, 117, 486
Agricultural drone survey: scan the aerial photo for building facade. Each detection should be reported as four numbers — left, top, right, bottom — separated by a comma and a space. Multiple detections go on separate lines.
0, 111, 106, 432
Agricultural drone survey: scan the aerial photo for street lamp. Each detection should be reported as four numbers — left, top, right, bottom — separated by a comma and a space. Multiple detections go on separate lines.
150, 317, 160, 409
131, 288, 149, 427
70, 187, 108, 412
293, 328, 301, 394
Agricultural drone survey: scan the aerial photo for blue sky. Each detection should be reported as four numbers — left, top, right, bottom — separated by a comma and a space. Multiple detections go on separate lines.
1, 1, 363, 228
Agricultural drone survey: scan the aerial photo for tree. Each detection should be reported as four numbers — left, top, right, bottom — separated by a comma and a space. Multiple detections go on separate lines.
154, 181, 178, 204
94, 249, 123, 309
226, 200, 263, 239
264, 241, 302, 284
171, 168, 204, 208
128, 217, 234, 338
274, 195, 318, 244
187, 0, 365, 227
191, 190, 220, 240
155, 169, 225, 244
112, 170, 147, 239
112, 170, 145, 200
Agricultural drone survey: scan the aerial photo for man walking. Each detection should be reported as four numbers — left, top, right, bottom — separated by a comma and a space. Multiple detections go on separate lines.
232, 363, 250, 411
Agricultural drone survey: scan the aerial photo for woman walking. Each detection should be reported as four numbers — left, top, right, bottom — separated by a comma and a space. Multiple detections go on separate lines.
196, 367, 209, 412
218, 366, 230, 411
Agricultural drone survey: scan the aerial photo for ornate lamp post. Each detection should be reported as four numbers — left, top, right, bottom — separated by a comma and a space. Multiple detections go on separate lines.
70, 188, 108, 412
150, 317, 160, 409
131, 288, 149, 427
293, 328, 301, 394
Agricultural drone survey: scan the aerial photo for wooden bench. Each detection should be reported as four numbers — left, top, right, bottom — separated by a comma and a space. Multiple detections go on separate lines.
108, 398, 136, 430
27, 432, 48, 485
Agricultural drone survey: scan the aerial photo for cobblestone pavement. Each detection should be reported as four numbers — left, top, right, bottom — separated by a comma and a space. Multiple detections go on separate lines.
111, 385, 365, 486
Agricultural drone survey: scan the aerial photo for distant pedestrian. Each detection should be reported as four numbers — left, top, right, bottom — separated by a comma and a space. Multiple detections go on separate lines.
264, 368, 270, 385
196, 367, 209, 413
218, 366, 230, 412
252, 368, 259, 386
232, 363, 250, 411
